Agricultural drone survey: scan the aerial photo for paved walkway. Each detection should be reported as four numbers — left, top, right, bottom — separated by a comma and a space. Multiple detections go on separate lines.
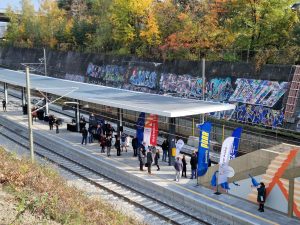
0, 95, 299, 225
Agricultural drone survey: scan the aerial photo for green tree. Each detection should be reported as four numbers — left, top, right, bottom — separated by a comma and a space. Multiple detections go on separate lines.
224, 0, 299, 52
37, 0, 71, 48
109, 0, 153, 54
87, 0, 114, 52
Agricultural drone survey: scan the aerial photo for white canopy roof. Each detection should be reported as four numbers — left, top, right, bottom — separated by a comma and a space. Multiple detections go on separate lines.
0, 68, 235, 117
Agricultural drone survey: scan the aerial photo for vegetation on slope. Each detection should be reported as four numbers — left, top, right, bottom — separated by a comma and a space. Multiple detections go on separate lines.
0, 147, 139, 225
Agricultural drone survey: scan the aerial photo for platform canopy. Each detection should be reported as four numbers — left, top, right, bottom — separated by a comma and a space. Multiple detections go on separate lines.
0, 68, 235, 117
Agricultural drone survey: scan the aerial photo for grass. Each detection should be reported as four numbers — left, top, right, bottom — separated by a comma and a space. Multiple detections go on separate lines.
0, 147, 141, 225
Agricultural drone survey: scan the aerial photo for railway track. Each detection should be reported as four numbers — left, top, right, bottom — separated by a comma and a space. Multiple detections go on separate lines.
0, 121, 211, 225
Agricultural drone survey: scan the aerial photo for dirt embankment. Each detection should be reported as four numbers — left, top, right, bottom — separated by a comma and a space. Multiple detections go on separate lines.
0, 147, 140, 225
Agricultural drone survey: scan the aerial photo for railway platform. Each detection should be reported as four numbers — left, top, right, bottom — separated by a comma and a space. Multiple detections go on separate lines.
0, 97, 299, 225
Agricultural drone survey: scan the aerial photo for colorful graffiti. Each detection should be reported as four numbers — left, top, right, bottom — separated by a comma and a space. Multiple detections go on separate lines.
229, 79, 289, 107
129, 67, 157, 89
86, 63, 125, 83
122, 84, 157, 93
231, 104, 284, 128
159, 74, 201, 98
159, 74, 233, 101
206, 77, 233, 102
84, 62, 291, 128
65, 73, 85, 82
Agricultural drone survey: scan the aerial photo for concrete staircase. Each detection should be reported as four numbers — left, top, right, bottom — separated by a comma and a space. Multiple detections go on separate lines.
248, 151, 290, 202
248, 150, 300, 216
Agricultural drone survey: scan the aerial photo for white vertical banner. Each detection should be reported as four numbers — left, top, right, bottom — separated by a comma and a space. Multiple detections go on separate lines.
218, 137, 234, 185
175, 139, 184, 156
143, 127, 151, 148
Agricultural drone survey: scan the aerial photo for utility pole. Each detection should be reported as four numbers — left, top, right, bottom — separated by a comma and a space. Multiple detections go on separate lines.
44, 48, 49, 115
26, 67, 34, 163
201, 58, 206, 123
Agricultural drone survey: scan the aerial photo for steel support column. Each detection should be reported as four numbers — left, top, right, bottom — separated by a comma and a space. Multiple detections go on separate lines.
3, 83, 8, 104
168, 117, 176, 166
288, 178, 295, 217
117, 108, 123, 137
75, 100, 80, 132
21, 87, 26, 106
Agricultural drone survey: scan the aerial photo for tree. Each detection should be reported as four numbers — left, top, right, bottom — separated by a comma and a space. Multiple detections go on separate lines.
157, 0, 225, 60
109, 0, 153, 54
37, 0, 71, 48
224, 0, 299, 52
86, 0, 114, 52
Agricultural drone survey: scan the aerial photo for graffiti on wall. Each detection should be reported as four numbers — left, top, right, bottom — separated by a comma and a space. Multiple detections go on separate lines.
206, 77, 233, 102
123, 84, 157, 93
231, 104, 284, 128
159, 74, 200, 98
229, 79, 289, 107
159, 74, 233, 101
65, 73, 85, 82
84, 62, 290, 128
129, 67, 157, 89
86, 63, 125, 84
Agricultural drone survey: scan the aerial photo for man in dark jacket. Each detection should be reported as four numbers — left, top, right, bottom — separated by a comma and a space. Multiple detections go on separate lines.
138, 147, 145, 171
161, 139, 169, 162
190, 151, 198, 179
257, 182, 266, 212
49, 115, 54, 130
132, 136, 138, 157
106, 136, 112, 157
81, 127, 88, 145
146, 148, 153, 174
115, 135, 121, 156
2, 99, 6, 112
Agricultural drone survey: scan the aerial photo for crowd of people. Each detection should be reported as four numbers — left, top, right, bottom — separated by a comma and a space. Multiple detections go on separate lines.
77, 118, 201, 181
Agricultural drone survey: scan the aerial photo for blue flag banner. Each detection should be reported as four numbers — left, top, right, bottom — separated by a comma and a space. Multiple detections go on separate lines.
249, 174, 260, 187
221, 182, 230, 190
211, 171, 217, 187
136, 112, 145, 147
230, 127, 242, 159
197, 122, 212, 176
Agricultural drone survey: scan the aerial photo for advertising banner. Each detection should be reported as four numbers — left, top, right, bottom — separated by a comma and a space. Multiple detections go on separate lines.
136, 112, 145, 147
197, 122, 212, 176
150, 114, 158, 146
218, 137, 234, 185
230, 127, 242, 159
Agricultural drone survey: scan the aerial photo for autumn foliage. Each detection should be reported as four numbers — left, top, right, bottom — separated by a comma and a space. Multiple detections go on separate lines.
3, 0, 300, 63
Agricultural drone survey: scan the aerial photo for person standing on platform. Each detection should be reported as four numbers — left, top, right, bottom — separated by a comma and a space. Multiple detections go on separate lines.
121, 132, 127, 152
182, 155, 187, 178
88, 126, 94, 143
174, 157, 183, 182
55, 118, 60, 134
100, 134, 106, 153
132, 136, 138, 157
138, 147, 145, 171
106, 135, 112, 157
115, 135, 121, 156
257, 182, 266, 212
81, 127, 88, 145
154, 148, 160, 171
96, 124, 102, 140
146, 148, 153, 174
161, 139, 169, 162
2, 99, 6, 112
49, 115, 54, 130
190, 151, 198, 179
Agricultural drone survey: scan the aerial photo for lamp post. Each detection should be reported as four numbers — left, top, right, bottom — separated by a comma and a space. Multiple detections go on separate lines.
25, 67, 34, 163
43, 48, 49, 115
